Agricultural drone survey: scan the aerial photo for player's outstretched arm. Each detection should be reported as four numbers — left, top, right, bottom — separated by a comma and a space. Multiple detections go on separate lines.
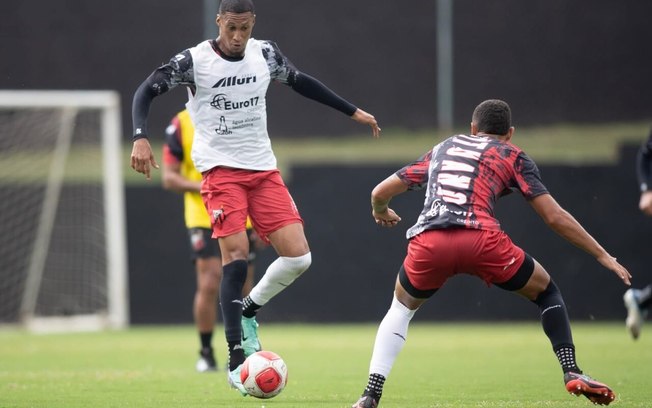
287, 72, 381, 138
130, 138, 159, 180
371, 174, 406, 227
529, 193, 631, 285
351, 108, 381, 138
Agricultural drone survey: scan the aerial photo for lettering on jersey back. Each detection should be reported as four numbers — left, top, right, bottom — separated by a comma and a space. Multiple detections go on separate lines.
441, 159, 475, 173
436, 136, 490, 205
446, 146, 482, 161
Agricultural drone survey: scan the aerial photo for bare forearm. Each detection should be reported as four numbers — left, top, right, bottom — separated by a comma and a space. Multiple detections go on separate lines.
371, 194, 391, 213
530, 193, 631, 284
162, 172, 201, 193
371, 174, 407, 210
546, 209, 607, 259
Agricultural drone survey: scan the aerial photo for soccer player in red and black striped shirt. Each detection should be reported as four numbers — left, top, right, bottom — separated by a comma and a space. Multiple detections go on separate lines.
352, 100, 630, 408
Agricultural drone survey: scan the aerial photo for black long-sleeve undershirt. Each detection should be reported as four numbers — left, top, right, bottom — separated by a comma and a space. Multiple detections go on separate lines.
132, 42, 358, 141
132, 60, 188, 141
289, 72, 357, 117
132, 68, 358, 141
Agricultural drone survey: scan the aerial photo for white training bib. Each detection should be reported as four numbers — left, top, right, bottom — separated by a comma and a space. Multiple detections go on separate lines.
187, 38, 276, 172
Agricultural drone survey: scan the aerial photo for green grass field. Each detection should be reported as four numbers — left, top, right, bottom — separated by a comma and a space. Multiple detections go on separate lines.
1, 323, 650, 407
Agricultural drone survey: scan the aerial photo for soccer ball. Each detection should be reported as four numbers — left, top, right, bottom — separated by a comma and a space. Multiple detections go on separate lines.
240, 350, 288, 399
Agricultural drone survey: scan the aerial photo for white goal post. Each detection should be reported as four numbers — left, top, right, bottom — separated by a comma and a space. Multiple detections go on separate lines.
0, 90, 129, 331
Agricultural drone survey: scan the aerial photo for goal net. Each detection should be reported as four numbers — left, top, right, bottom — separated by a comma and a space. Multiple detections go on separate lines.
0, 90, 128, 332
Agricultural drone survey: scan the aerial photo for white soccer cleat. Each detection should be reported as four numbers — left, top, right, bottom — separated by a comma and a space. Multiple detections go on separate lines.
195, 347, 217, 372
624, 289, 644, 340
227, 364, 248, 396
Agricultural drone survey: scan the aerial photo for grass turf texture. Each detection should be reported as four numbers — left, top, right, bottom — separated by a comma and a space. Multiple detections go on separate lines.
1, 323, 650, 407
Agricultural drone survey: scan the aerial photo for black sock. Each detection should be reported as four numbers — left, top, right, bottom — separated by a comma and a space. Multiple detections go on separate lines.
555, 345, 581, 374
199, 331, 213, 350
227, 341, 246, 371
532, 280, 580, 373
242, 295, 261, 318
220, 260, 248, 368
363, 373, 385, 400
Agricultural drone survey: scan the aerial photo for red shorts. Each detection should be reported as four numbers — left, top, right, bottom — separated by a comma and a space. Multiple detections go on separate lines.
403, 228, 525, 291
201, 167, 303, 242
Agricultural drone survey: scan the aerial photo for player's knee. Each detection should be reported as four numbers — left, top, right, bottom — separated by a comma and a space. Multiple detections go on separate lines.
284, 252, 311, 277
198, 278, 219, 296
533, 279, 564, 308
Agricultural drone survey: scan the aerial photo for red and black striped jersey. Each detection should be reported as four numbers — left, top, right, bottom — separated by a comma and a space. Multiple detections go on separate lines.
397, 134, 548, 237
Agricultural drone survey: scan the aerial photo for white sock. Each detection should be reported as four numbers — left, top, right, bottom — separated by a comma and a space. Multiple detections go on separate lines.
249, 252, 311, 306
368, 295, 417, 378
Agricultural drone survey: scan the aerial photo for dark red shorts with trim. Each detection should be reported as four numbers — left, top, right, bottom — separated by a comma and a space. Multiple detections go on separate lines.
201, 167, 303, 242
403, 228, 525, 291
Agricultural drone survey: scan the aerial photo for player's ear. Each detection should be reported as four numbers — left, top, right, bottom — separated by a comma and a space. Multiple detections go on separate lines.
505, 126, 515, 141
215, 14, 220, 26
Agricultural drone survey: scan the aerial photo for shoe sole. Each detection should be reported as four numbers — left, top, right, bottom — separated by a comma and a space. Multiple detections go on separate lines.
351, 400, 378, 408
565, 379, 615, 405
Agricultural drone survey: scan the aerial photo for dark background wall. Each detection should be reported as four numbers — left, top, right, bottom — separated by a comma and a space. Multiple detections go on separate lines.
4, 1, 651, 323
2, 0, 652, 140
127, 145, 651, 323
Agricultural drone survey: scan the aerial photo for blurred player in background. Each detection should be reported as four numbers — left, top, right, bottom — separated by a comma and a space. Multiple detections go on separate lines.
131, 0, 380, 395
623, 127, 652, 339
162, 109, 263, 372
351, 100, 630, 408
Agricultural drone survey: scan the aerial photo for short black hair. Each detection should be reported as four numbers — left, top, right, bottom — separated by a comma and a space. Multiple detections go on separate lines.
219, 0, 255, 14
472, 99, 512, 136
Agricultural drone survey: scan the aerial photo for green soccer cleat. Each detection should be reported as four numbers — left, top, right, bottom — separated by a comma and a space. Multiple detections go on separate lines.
241, 316, 262, 357
227, 364, 248, 396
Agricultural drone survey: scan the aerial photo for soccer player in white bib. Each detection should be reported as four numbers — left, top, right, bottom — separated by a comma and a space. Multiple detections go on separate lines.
130, 0, 381, 395
161, 109, 262, 372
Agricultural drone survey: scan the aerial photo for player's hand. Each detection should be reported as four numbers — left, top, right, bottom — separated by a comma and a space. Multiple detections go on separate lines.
639, 190, 652, 216
131, 138, 159, 180
373, 208, 401, 228
352, 108, 381, 139
597, 253, 632, 286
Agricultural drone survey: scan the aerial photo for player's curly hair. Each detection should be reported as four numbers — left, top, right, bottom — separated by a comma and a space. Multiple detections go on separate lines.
472, 99, 512, 136
219, 0, 255, 14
